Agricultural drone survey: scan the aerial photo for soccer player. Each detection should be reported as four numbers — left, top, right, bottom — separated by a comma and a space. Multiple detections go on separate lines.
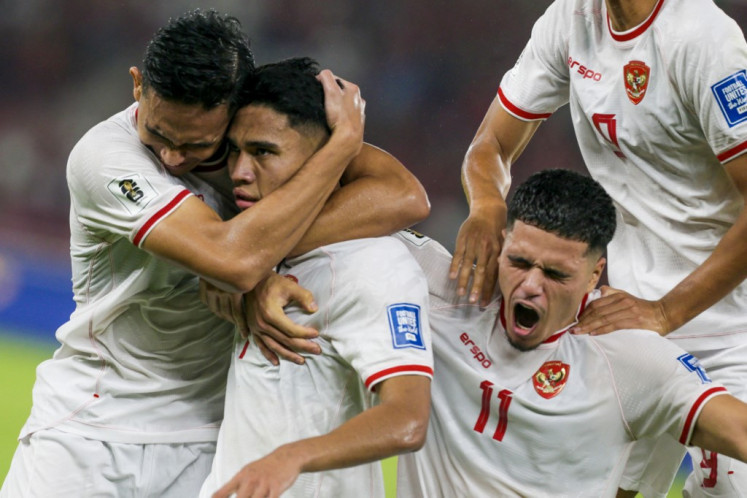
450, 0, 747, 495
396, 169, 747, 497
198, 57, 433, 498
0, 10, 429, 498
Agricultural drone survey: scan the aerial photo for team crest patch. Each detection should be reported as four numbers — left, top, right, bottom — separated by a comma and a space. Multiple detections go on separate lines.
107, 174, 158, 214
624, 60, 650, 105
387, 303, 425, 350
533, 361, 570, 399
711, 70, 747, 127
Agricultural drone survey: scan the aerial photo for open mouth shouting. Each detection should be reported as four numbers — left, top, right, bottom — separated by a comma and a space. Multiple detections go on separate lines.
513, 302, 541, 337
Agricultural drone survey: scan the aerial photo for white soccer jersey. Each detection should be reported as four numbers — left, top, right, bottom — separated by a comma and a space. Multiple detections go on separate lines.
20, 103, 239, 444
498, 0, 747, 350
200, 236, 433, 498
394, 231, 727, 497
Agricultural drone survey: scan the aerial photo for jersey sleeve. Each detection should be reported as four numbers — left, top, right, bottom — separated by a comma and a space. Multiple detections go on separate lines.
323, 237, 434, 391
67, 118, 193, 247
497, 0, 572, 120
597, 331, 728, 445
671, 5, 747, 163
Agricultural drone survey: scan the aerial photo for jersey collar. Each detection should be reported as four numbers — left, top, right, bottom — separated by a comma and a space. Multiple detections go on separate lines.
607, 0, 665, 42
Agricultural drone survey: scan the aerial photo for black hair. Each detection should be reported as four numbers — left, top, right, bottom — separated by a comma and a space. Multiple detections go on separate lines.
141, 9, 254, 110
236, 57, 330, 135
507, 169, 616, 255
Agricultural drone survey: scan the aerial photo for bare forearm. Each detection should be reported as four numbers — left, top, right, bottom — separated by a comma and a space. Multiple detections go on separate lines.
291, 143, 429, 255
659, 210, 747, 333
462, 140, 511, 212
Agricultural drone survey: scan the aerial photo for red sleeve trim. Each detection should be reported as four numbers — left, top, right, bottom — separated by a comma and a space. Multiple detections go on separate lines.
365, 364, 434, 390
497, 87, 552, 121
679, 386, 728, 444
717, 141, 747, 163
133, 189, 192, 247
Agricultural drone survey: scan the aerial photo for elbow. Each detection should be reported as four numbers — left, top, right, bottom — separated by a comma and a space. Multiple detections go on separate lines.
393, 413, 429, 453
402, 184, 431, 226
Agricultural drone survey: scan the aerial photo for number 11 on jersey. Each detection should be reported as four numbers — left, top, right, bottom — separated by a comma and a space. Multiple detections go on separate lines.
473, 380, 513, 441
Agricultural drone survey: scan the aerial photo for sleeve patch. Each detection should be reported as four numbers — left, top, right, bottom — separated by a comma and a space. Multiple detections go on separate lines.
712, 70, 747, 127
107, 173, 159, 214
387, 303, 425, 350
677, 353, 712, 384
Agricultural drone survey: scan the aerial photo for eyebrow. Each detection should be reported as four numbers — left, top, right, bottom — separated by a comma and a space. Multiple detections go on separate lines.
145, 124, 218, 149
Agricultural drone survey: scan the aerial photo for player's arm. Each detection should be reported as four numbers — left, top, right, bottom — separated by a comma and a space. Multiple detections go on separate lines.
690, 394, 747, 463
289, 142, 430, 257
451, 96, 541, 305
574, 154, 747, 336
143, 71, 364, 293
212, 375, 431, 498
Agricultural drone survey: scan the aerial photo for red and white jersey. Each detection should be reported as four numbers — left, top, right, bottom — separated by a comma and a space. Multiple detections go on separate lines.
20, 103, 239, 444
200, 237, 433, 498
498, 0, 747, 349
394, 231, 727, 497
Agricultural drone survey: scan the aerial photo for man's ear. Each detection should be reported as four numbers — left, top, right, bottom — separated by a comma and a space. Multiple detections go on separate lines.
587, 256, 606, 292
130, 67, 143, 101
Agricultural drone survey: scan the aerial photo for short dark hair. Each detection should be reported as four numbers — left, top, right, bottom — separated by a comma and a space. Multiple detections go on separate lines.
236, 57, 330, 135
507, 169, 616, 255
142, 9, 254, 110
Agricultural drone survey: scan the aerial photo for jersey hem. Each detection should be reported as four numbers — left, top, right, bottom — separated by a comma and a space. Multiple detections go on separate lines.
22, 420, 221, 445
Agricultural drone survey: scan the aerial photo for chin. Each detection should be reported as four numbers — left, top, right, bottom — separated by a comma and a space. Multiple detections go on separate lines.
505, 330, 541, 352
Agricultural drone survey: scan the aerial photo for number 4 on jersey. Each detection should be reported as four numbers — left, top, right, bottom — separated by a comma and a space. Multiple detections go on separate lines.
473, 381, 513, 441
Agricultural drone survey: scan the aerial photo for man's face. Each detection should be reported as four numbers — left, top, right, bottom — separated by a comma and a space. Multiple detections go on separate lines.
498, 221, 604, 351
227, 104, 326, 211
131, 67, 230, 176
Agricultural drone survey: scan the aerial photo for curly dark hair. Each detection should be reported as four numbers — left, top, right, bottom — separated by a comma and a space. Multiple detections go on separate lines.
507, 169, 617, 255
141, 9, 255, 111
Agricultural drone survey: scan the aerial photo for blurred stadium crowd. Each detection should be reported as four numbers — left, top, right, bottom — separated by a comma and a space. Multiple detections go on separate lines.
0, 0, 744, 254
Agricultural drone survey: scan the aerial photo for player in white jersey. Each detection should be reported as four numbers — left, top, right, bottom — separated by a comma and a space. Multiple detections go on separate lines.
198, 58, 432, 498
1, 11, 430, 498
449, 0, 747, 495
397, 169, 747, 498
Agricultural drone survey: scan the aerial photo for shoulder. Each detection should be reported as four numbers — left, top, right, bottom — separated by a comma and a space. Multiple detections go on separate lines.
585, 328, 692, 375
657, 0, 743, 56
289, 236, 425, 285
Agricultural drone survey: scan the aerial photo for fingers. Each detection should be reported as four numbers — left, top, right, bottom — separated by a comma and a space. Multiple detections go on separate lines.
317, 69, 365, 144
253, 333, 307, 365
572, 291, 668, 336
254, 335, 280, 366
480, 255, 500, 307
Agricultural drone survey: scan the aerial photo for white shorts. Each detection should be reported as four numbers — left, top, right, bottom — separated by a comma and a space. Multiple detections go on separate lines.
0, 428, 216, 498
620, 342, 747, 498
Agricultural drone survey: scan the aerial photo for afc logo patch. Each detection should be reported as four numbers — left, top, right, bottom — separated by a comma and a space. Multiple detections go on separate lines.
712, 70, 747, 127
387, 303, 425, 350
107, 174, 158, 214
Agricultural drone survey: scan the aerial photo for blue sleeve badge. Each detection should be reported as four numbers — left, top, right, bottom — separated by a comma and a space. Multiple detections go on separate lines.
387, 303, 425, 350
712, 70, 747, 127
678, 353, 712, 384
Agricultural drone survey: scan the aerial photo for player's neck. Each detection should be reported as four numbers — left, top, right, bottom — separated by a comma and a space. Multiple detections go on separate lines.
605, 0, 658, 31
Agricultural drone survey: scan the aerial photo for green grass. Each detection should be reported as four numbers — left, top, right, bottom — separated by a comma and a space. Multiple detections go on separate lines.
0, 333, 57, 479
0, 332, 687, 496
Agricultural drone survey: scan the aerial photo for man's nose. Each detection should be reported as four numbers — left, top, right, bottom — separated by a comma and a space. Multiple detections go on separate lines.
160, 147, 186, 167
229, 152, 256, 183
